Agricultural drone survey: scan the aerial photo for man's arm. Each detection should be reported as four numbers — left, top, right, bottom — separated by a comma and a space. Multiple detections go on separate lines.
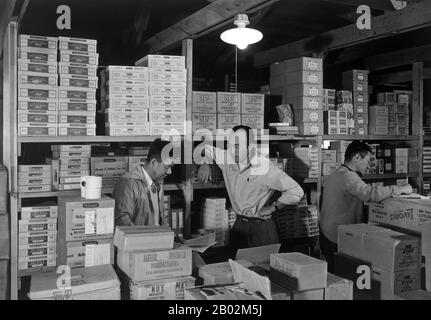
195, 143, 225, 183
112, 179, 135, 226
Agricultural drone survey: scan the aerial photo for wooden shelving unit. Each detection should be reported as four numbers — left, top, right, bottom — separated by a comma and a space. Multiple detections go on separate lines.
323, 135, 419, 141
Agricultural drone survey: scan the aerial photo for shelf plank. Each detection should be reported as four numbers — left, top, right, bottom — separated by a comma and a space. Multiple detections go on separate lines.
193, 134, 318, 142
18, 135, 182, 144
323, 135, 419, 141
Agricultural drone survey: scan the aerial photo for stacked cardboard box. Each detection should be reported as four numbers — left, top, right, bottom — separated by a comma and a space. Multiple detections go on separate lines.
369, 105, 389, 135
57, 195, 115, 269
394, 148, 409, 174
378, 92, 410, 135
114, 225, 194, 300
283, 57, 324, 135
324, 110, 348, 135
368, 143, 379, 175
18, 35, 58, 137
241, 93, 265, 130
343, 70, 369, 135
217, 92, 241, 132
18, 165, 52, 193
338, 224, 421, 299
293, 147, 318, 179
137, 55, 186, 135
322, 89, 336, 111
90, 156, 128, 190
336, 90, 354, 134
51, 145, 91, 191
192, 91, 217, 133
101, 66, 150, 136
58, 37, 98, 136
18, 205, 57, 272
201, 198, 228, 246
273, 205, 319, 239
424, 147, 431, 174
321, 149, 339, 176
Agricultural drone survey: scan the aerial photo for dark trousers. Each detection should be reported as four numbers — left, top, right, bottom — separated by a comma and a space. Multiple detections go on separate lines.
319, 230, 338, 273
229, 217, 279, 252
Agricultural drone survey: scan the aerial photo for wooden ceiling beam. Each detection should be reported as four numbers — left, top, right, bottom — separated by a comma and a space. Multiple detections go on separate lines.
317, 0, 396, 11
143, 0, 278, 53
254, 0, 431, 67
370, 67, 431, 85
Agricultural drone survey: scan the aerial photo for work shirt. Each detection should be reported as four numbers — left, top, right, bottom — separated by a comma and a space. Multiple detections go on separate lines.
320, 165, 403, 243
113, 165, 165, 226
203, 145, 304, 217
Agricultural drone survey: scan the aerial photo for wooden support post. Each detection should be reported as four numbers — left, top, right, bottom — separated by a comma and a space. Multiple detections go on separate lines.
182, 39, 193, 239
412, 62, 423, 193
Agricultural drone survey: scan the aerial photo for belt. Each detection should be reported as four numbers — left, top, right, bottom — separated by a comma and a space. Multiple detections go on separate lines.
237, 215, 265, 222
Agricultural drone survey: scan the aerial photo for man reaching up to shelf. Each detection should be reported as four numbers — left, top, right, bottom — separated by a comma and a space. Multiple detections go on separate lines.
113, 138, 175, 226
196, 125, 304, 250
319, 140, 413, 272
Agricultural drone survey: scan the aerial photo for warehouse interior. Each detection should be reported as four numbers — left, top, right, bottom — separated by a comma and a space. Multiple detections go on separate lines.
0, 0, 431, 301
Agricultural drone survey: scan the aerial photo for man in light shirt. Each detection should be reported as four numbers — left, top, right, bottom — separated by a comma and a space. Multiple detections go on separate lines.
197, 125, 304, 250
113, 138, 175, 226
319, 141, 413, 272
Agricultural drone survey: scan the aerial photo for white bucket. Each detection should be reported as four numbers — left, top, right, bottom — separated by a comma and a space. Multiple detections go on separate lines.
80, 176, 102, 199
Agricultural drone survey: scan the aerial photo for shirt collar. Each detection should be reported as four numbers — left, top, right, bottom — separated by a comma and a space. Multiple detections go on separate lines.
141, 166, 154, 187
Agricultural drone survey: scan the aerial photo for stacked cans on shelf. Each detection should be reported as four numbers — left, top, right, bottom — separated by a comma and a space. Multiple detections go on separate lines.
101, 66, 150, 136
58, 37, 98, 136
57, 195, 115, 269
283, 57, 324, 135
50, 145, 91, 191
138, 55, 187, 135
342, 70, 369, 135
18, 164, 52, 193
201, 198, 229, 247
17, 35, 58, 137
18, 205, 58, 271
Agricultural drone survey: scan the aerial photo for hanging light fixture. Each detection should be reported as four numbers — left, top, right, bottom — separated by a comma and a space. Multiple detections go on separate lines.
220, 13, 263, 50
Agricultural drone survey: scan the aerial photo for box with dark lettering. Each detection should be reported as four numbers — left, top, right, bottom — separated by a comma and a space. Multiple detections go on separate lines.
58, 36, 97, 53
192, 113, 217, 132
241, 94, 265, 115
217, 92, 241, 114
129, 276, 195, 300
192, 91, 216, 114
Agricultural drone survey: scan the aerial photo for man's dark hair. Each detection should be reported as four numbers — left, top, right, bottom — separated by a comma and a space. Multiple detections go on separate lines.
231, 125, 256, 148
344, 141, 372, 162
146, 138, 172, 163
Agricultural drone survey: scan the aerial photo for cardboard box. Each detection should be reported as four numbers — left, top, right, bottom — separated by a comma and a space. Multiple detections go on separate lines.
368, 199, 431, 234
285, 84, 323, 97
90, 157, 128, 178
18, 185, 51, 193
192, 113, 217, 132
106, 126, 150, 136
18, 242, 56, 257
58, 113, 96, 124
294, 109, 323, 123
285, 57, 323, 72
355, 124, 368, 135
58, 183, 81, 191
343, 69, 369, 82
322, 150, 337, 163
18, 254, 56, 270
354, 114, 368, 125
199, 260, 254, 285
19, 230, 57, 245
324, 273, 353, 300
395, 290, 431, 300
372, 266, 420, 299
58, 195, 115, 242
18, 60, 57, 74
105, 111, 148, 123
29, 265, 121, 300
18, 111, 57, 124
58, 99, 96, 112
241, 114, 264, 130
113, 225, 174, 252
58, 87, 96, 100
58, 126, 96, 136
129, 276, 195, 300
149, 111, 186, 122
149, 68, 187, 82
192, 91, 217, 114
285, 71, 323, 85
57, 238, 114, 269
217, 114, 241, 130
322, 162, 340, 176
284, 96, 322, 110
58, 62, 97, 76
269, 252, 327, 291
289, 288, 324, 300
18, 98, 58, 112
58, 36, 97, 52
59, 50, 99, 65
150, 96, 186, 110
136, 55, 185, 68
19, 85, 57, 100
241, 93, 265, 114
18, 218, 56, 233
21, 206, 57, 220
149, 82, 186, 96
105, 81, 149, 96
149, 123, 185, 136
19, 72, 58, 87
103, 96, 150, 110
60, 75, 98, 88
53, 150, 91, 158
19, 35, 57, 50
101, 66, 148, 82
298, 122, 324, 135
117, 244, 192, 282
338, 224, 420, 272
217, 92, 241, 114
19, 47, 57, 63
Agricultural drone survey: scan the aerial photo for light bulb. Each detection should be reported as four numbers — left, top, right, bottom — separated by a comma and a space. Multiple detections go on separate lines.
236, 42, 248, 50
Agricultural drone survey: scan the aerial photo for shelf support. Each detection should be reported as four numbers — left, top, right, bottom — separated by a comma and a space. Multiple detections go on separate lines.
412, 62, 424, 192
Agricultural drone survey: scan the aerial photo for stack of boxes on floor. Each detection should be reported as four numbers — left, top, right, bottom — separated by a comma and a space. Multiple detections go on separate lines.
283, 57, 324, 135
18, 205, 57, 273
336, 224, 422, 299
115, 226, 194, 300
57, 195, 115, 270
51, 145, 91, 191
18, 164, 52, 193
137, 55, 187, 136
192, 91, 217, 133
18, 35, 58, 137
217, 92, 242, 132
90, 155, 128, 191
342, 70, 369, 135
201, 198, 229, 246
101, 66, 150, 136
0, 166, 9, 299
58, 37, 98, 136
273, 205, 319, 240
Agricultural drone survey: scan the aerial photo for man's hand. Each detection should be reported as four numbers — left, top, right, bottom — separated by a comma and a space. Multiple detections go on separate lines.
258, 206, 275, 220
399, 184, 413, 195
197, 163, 212, 184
